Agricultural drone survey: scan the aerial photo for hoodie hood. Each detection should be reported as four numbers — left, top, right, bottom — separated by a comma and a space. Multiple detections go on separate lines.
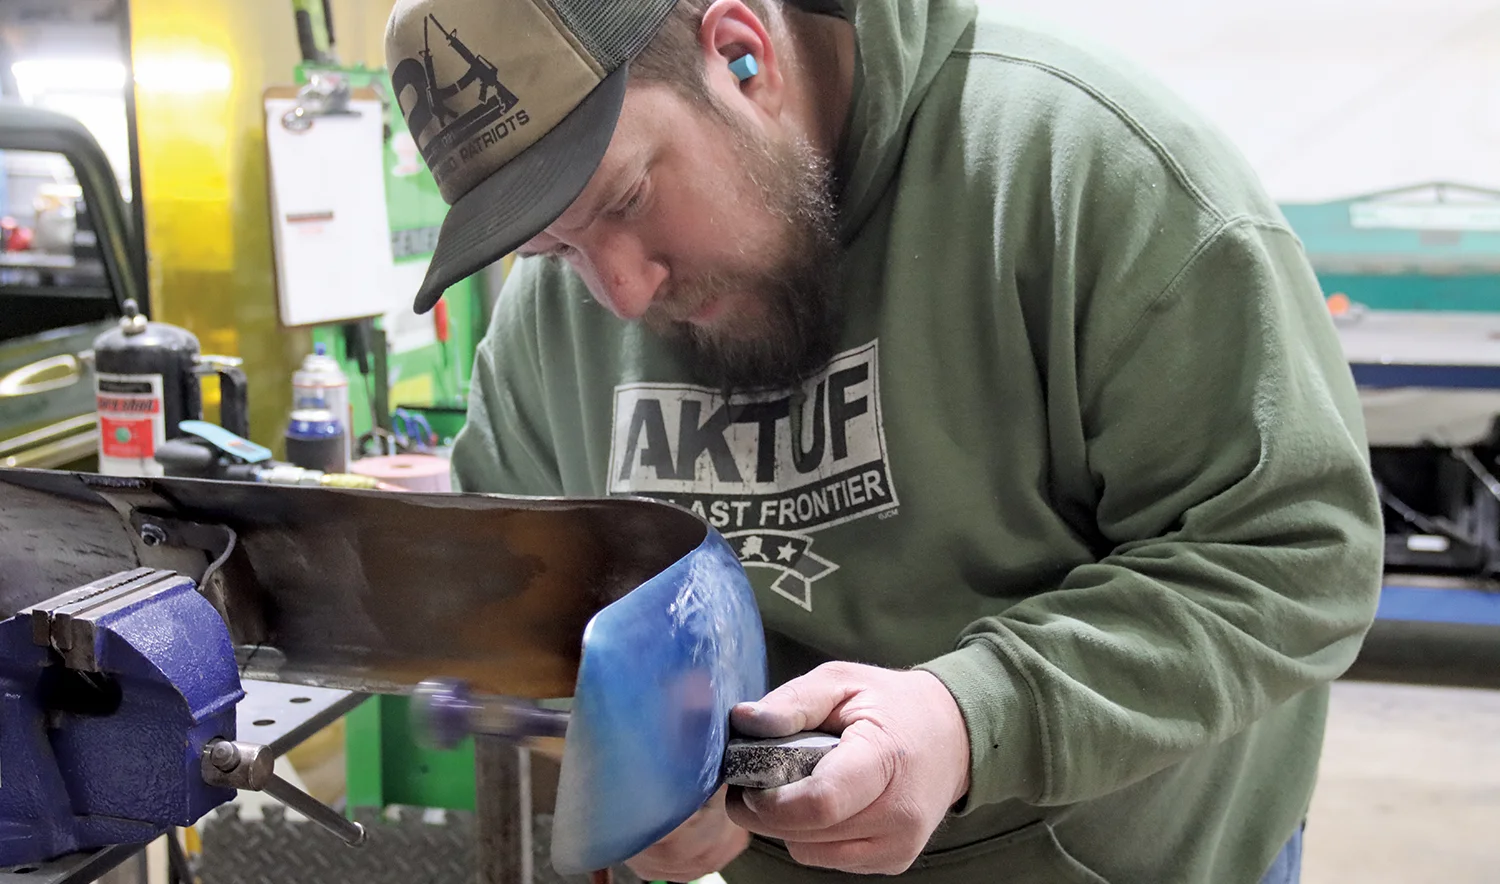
835, 0, 979, 241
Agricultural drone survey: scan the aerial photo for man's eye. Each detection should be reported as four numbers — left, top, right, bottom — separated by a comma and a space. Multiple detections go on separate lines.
612, 180, 649, 219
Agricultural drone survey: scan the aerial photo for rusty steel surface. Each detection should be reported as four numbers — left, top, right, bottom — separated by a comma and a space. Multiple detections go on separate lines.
0, 467, 705, 699
1, 467, 770, 874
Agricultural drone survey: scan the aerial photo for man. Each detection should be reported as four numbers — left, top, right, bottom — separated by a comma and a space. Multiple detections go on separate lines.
385, 1, 1383, 881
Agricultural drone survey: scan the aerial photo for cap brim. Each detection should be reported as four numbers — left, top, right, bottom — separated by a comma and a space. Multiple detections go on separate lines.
410, 64, 629, 314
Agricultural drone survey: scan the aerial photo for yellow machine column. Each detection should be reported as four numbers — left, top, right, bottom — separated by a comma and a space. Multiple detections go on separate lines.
129, 0, 312, 446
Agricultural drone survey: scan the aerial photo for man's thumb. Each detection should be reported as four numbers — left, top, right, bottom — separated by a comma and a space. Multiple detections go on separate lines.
730, 666, 853, 738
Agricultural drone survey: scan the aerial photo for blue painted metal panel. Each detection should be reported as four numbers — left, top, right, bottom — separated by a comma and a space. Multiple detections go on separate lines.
1377, 583, 1500, 628
1351, 363, 1500, 390
551, 530, 765, 876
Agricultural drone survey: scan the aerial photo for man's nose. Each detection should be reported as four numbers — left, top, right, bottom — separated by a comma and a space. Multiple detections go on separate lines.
586, 238, 667, 321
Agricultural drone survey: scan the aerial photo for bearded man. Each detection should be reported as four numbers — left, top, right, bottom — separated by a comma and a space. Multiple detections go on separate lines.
384, 2, 1383, 881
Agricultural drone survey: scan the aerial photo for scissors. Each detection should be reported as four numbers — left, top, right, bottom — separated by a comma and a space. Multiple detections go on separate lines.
391, 408, 438, 453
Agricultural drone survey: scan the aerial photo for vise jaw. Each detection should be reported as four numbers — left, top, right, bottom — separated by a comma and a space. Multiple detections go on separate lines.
0, 568, 244, 866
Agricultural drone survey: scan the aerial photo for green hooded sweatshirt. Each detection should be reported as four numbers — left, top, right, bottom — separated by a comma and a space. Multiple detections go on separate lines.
450, 1, 1385, 881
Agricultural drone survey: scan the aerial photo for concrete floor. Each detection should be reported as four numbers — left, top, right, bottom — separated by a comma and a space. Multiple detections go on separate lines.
1304, 681, 1500, 883
256, 680, 1499, 884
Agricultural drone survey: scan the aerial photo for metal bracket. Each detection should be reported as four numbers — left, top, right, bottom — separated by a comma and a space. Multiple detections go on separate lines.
128, 511, 235, 582
126, 510, 243, 632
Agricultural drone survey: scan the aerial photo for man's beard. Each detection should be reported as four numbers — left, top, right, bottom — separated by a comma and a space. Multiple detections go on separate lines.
645, 108, 843, 394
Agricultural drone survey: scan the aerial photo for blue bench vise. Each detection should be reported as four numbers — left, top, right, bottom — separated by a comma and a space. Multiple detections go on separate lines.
0, 568, 362, 868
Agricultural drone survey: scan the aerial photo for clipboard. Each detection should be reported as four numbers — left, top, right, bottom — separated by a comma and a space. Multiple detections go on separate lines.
265, 83, 396, 328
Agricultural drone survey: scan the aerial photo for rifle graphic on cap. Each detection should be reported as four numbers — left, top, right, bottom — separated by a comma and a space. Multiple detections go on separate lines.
420, 16, 461, 125
422, 14, 518, 126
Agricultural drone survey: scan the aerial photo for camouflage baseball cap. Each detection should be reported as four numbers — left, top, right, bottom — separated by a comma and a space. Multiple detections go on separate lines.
385, 0, 678, 314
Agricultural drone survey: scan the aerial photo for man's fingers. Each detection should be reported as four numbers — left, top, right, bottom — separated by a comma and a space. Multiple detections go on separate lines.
625, 786, 748, 882
727, 722, 892, 834
659, 786, 726, 837
786, 836, 918, 877
732, 663, 860, 739
722, 796, 889, 845
626, 827, 749, 882
716, 664, 964, 876
703, 784, 729, 812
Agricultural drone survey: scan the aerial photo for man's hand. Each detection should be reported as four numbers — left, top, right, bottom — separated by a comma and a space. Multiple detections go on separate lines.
725, 662, 971, 876
625, 786, 749, 882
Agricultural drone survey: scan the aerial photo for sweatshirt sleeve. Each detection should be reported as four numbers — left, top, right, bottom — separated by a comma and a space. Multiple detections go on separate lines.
918, 219, 1384, 810
449, 264, 565, 497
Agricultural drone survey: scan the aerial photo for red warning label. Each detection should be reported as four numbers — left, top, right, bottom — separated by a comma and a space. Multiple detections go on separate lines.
99, 416, 156, 458
95, 372, 167, 475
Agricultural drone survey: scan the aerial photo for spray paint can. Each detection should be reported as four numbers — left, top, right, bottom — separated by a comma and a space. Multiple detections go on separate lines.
284, 407, 345, 475
291, 344, 351, 471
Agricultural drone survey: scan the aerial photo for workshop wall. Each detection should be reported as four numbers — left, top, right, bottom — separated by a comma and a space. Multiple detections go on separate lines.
325, 0, 396, 69
982, 0, 1500, 202
333, 0, 1500, 202
125, 0, 1498, 449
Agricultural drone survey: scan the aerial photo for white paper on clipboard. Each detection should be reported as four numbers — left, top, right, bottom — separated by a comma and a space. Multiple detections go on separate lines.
265, 92, 394, 328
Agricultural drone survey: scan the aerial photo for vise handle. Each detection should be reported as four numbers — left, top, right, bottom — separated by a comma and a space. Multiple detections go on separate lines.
202, 738, 367, 847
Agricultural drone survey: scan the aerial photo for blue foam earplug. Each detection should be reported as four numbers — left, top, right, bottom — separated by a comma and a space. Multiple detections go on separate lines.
729, 55, 759, 82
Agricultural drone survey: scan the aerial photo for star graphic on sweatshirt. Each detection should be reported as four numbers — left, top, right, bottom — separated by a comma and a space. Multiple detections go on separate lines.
725, 530, 838, 613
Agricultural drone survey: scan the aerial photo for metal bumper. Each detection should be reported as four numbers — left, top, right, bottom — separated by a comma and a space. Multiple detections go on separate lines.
0, 468, 768, 875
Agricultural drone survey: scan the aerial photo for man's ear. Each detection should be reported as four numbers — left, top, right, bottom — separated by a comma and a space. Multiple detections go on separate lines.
699, 0, 785, 121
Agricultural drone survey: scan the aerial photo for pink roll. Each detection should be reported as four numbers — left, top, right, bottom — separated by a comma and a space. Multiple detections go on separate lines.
349, 454, 452, 493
